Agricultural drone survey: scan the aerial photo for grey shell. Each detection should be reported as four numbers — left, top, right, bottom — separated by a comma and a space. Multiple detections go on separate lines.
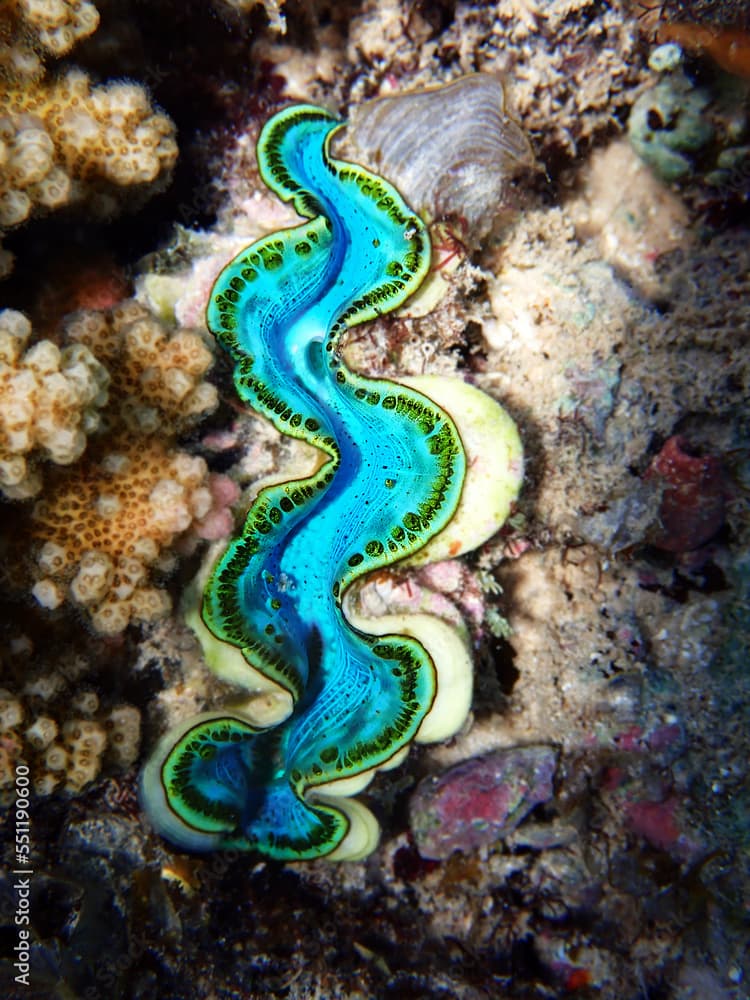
341, 74, 533, 237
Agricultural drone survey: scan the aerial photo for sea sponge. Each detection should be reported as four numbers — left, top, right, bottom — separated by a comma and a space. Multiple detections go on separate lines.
0, 674, 140, 801
628, 71, 714, 182
30, 434, 213, 633
0, 68, 178, 268
64, 300, 218, 434
0, 308, 110, 500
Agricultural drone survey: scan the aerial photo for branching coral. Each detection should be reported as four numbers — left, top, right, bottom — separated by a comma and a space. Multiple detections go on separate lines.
1, 297, 219, 633
30, 434, 213, 633
0, 69, 178, 268
0, 0, 178, 276
0, 671, 140, 800
0, 300, 217, 502
63, 300, 217, 434
0, 0, 100, 78
0, 308, 109, 499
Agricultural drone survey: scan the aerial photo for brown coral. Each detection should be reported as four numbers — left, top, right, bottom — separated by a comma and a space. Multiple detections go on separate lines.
0, 68, 178, 274
1, 298, 219, 633
0, 299, 217, 505
0, 67, 178, 213
0, 0, 178, 274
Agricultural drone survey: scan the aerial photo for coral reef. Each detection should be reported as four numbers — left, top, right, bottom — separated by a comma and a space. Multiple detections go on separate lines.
30, 434, 213, 633
63, 300, 217, 434
0, 308, 109, 499
1, 0, 100, 72
479, 204, 749, 552
1, 297, 219, 633
0, 70, 178, 274
0, 645, 140, 801
342, 0, 648, 162
0, 0, 179, 277
0, 1, 749, 998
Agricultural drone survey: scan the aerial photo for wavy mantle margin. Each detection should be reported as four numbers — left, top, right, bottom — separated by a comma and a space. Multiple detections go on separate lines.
141, 104, 523, 861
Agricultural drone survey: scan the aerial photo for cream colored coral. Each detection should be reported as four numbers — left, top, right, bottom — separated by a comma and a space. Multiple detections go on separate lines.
0, 309, 109, 499
15, 0, 100, 58
24, 715, 58, 750
0, 68, 178, 252
216, 0, 286, 33
0, 666, 140, 800
0, 1, 98, 87
105, 704, 141, 767
63, 717, 106, 791
0, 689, 24, 729
64, 301, 218, 435
31, 434, 213, 634
70, 689, 99, 715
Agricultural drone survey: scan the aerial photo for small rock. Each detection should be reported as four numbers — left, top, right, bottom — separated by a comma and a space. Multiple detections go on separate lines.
506, 819, 579, 851
577, 477, 662, 552
409, 745, 558, 860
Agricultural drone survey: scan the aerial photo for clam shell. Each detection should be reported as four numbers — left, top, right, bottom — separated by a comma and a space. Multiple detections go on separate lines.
341, 73, 533, 236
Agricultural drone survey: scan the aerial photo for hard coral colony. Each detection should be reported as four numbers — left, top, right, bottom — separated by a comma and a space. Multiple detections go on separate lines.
0, 301, 219, 634
0, 0, 178, 276
141, 105, 523, 861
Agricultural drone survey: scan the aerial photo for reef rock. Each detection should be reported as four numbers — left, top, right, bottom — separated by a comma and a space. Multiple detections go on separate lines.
409, 745, 558, 860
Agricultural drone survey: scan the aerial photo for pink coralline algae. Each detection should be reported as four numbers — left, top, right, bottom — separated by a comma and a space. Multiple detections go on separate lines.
408, 745, 558, 860
192, 473, 241, 541
644, 435, 725, 553
625, 796, 682, 852
623, 793, 702, 863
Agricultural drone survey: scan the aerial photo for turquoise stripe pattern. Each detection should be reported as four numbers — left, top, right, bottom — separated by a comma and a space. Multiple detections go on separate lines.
147, 105, 466, 860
